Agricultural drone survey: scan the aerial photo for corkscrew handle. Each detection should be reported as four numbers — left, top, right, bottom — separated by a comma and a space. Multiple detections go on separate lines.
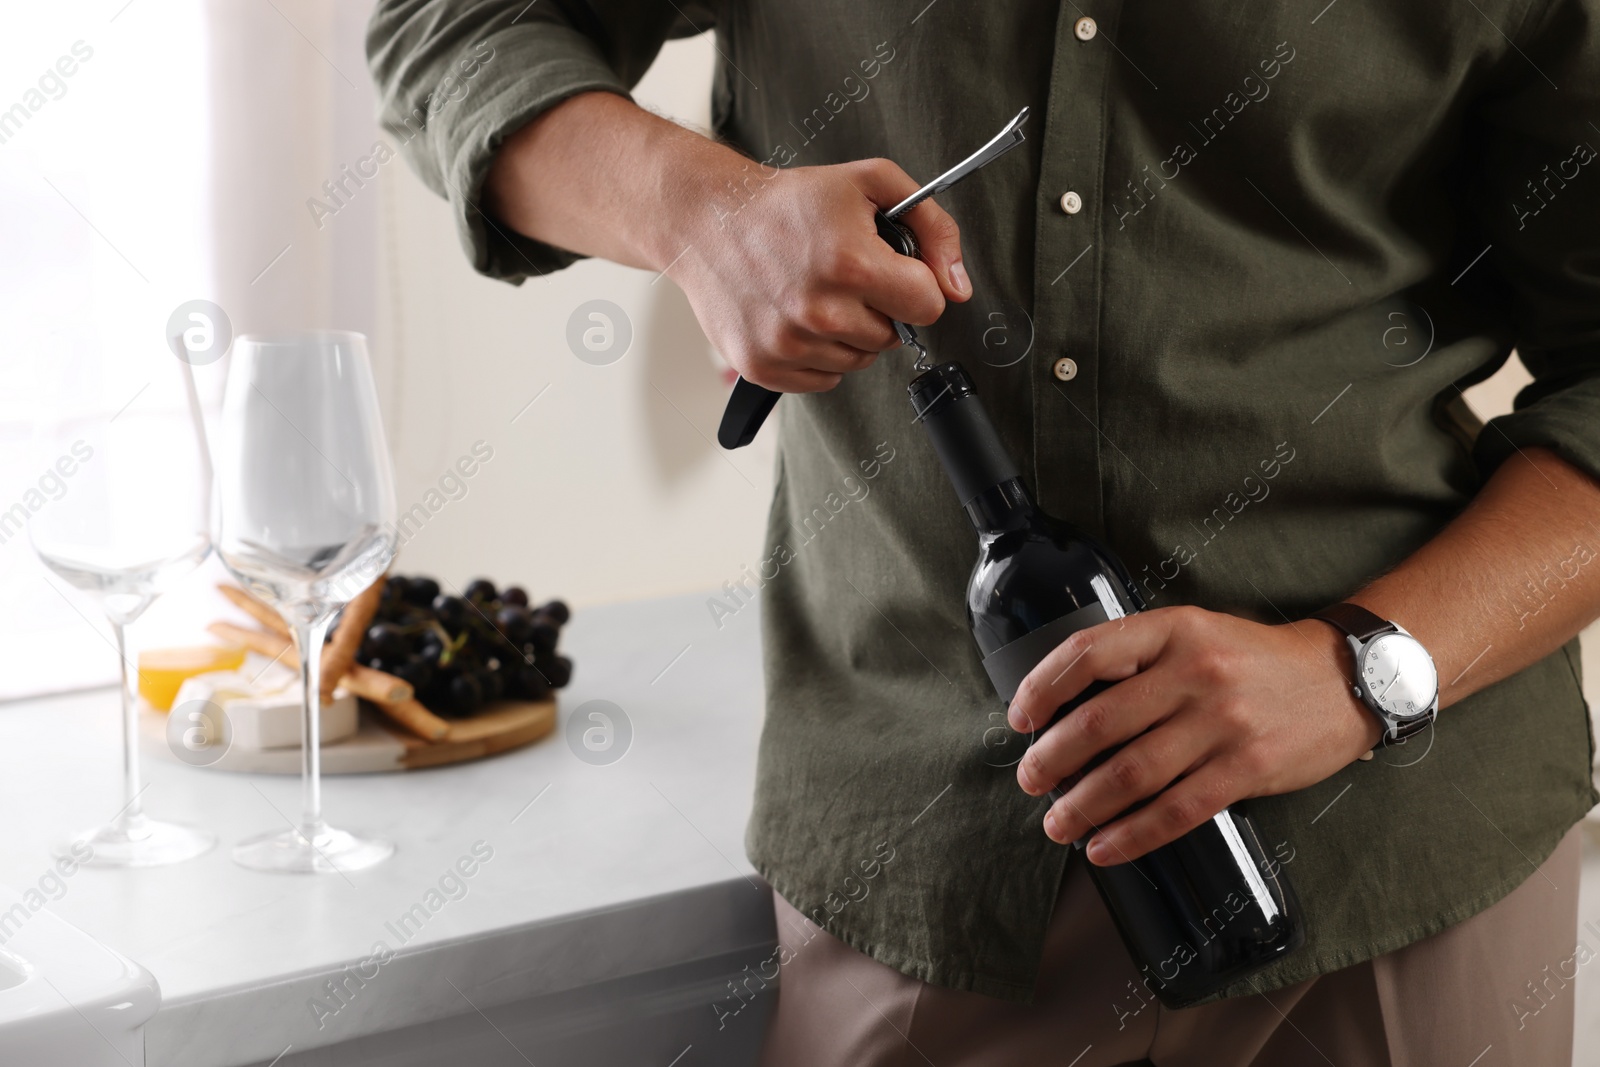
715, 107, 1029, 450
717, 378, 783, 450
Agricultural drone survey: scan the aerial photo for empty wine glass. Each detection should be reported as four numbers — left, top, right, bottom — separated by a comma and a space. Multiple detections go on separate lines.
217, 331, 397, 873
29, 345, 217, 866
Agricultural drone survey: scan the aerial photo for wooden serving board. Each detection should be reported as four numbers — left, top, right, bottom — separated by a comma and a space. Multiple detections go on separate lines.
140, 700, 557, 775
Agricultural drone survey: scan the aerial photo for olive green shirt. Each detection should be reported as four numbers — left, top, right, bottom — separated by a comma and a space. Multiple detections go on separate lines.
368, 0, 1600, 1002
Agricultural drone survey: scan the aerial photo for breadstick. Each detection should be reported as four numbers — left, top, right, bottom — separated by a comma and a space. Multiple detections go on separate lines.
206, 622, 413, 705
344, 664, 413, 705
208, 621, 292, 664
321, 575, 386, 702
216, 584, 290, 636
370, 697, 450, 742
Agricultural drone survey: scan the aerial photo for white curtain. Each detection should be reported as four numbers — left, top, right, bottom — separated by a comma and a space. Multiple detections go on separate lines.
0, 0, 383, 700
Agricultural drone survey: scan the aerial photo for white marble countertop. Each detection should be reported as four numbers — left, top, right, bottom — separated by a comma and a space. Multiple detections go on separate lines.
0, 591, 774, 1067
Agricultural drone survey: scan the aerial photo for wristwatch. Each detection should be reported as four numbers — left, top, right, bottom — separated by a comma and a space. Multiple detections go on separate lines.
1309, 603, 1439, 746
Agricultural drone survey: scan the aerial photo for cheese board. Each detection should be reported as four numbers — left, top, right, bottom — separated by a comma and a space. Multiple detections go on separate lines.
134, 572, 571, 774
140, 698, 557, 774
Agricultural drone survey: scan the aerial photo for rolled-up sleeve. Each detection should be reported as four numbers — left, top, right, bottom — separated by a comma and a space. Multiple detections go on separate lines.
366, 0, 715, 283
1466, 0, 1600, 484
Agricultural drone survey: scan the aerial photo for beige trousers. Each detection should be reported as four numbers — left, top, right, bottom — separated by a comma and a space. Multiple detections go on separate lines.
758, 826, 1583, 1067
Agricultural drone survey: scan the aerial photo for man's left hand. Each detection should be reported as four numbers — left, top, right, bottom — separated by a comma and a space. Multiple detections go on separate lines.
1006, 605, 1382, 865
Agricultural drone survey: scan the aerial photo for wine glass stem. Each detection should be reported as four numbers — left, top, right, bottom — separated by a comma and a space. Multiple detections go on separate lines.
112, 620, 145, 831
290, 618, 333, 844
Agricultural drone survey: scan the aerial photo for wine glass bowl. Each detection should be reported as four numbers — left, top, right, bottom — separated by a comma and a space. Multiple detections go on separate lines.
29, 354, 217, 867
217, 331, 398, 874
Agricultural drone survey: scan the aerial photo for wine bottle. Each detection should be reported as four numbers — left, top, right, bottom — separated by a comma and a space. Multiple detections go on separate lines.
909, 361, 1304, 1008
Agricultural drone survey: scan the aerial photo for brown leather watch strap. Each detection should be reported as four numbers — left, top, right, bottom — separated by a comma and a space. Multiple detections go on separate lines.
1388, 713, 1433, 743
1309, 602, 1392, 642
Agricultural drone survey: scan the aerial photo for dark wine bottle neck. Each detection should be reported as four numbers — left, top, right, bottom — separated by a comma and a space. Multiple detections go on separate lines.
909, 362, 1031, 532
964, 477, 1035, 533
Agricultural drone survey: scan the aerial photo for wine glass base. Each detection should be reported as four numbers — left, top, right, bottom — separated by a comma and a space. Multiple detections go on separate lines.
59, 817, 216, 868
233, 823, 394, 874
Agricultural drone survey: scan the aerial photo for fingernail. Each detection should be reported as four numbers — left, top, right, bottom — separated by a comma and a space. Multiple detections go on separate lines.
1044, 810, 1062, 842
1007, 704, 1027, 731
1086, 837, 1111, 864
949, 259, 970, 296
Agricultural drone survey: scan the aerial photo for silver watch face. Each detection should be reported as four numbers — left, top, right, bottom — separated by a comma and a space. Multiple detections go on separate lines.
1361, 634, 1438, 720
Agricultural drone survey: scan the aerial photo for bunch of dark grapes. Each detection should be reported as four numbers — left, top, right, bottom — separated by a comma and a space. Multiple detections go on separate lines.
353, 574, 574, 718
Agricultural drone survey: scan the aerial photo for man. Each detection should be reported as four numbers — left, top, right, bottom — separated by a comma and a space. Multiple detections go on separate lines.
368, 2, 1600, 1062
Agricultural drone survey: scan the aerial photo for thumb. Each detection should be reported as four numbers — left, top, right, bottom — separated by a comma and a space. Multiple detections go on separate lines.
844, 158, 972, 303
897, 196, 970, 303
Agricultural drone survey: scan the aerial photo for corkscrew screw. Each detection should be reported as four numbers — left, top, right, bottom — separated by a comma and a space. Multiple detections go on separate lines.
715, 106, 1031, 450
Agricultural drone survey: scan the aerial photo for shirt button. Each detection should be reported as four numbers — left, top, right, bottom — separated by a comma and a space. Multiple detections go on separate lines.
1059, 191, 1082, 215
1074, 17, 1097, 41
1053, 357, 1078, 381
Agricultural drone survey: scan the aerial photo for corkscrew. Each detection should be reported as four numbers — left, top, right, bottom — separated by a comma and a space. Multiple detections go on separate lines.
716, 106, 1031, 450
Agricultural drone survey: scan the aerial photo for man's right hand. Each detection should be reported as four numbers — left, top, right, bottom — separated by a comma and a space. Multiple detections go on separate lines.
668, 154, 971, 392
484, 91, 970, 394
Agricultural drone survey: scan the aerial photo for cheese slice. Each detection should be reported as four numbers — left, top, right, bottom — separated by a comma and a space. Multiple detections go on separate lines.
171, 670, 359, 751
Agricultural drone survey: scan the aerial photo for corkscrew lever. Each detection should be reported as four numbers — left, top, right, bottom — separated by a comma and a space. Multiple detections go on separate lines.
885, 105, 1030, 220
716, 107, 1031, 450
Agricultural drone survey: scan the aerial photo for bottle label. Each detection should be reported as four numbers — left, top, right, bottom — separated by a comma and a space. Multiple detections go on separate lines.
981, 602, 1111, 703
